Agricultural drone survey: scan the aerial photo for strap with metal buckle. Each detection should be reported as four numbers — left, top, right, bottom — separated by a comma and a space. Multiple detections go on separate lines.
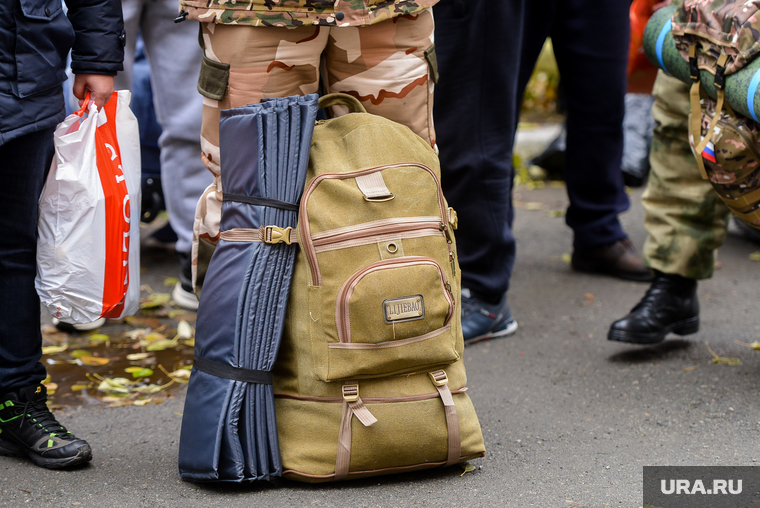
429, 370, 449, 386
262, 225, 294, 245
342, 384, 359, 402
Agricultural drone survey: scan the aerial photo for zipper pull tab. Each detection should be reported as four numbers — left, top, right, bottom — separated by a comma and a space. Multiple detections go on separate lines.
174, 9, 189, 22
440, 222, 453, 244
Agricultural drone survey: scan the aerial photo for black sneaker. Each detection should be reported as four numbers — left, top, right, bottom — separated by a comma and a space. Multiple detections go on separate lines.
0, 384, 92, 469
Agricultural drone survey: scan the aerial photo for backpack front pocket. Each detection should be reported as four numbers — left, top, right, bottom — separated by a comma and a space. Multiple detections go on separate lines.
324, 256, 458, 381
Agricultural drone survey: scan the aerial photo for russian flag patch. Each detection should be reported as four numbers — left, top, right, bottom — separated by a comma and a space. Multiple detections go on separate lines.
703, 141, 717, 163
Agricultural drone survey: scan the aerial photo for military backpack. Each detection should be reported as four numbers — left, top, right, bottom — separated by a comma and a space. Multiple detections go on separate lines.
270, 93, 486, 481
671, 0, 760, 228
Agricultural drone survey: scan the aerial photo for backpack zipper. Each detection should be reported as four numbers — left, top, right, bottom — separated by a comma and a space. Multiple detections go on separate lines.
335, 256, 455, 344
299, 163, 452, 286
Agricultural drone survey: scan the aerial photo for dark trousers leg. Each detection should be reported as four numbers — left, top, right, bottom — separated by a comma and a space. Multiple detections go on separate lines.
0, 128, 54, 393
434, 0, 524, 303
519, 0, 630, 250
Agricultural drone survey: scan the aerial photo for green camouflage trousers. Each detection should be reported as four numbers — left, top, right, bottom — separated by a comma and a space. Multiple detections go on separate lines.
642, 71, 731, 280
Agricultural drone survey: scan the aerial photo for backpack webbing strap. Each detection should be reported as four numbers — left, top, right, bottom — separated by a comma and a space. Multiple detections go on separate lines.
355, 173, 394, 202
220, 226, 299, 245
335, 383, 377, 481
430, 370, 461, 467
222, 193, 299, 212
690, 51, 728, 180
192, 355, 273, 385
689, 82, 710, 179
733, 206, 760, 226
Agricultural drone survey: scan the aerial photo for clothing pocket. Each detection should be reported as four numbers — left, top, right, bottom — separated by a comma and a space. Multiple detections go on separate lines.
322, 256, 459, 381
14, 0, 73, 98
424, 44, 439, 84
197, 55, 230, 101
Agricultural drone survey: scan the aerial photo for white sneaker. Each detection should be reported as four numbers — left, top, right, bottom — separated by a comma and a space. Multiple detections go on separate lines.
51, 317, 107, 332
172, 282, 199, 311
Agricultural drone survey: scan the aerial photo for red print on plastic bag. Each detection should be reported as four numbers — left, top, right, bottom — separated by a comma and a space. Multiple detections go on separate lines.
92, 98, 131, 318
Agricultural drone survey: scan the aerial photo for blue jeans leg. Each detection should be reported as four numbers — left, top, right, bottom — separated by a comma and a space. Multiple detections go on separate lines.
0, 128, 55, 393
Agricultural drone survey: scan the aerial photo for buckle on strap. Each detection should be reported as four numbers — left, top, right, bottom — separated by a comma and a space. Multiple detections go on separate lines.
429, 370, 449, 387
715, 53, 729, 90
448, 207, 458, 230
262, 226, 294, 245
342, 384, 359, 402
689, 44, 699, 82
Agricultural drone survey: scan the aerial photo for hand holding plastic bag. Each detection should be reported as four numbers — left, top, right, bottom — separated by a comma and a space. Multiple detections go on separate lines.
36, 91, 141, 324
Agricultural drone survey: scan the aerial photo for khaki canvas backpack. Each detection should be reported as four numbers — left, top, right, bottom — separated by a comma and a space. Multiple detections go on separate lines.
270, 94, 486, 481
671, 0, 760, 228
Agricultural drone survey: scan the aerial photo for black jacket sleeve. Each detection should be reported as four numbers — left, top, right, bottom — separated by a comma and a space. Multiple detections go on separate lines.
65, 0, 124, 75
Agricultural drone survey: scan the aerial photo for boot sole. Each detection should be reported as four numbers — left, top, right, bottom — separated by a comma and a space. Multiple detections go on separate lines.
464, 320, 518, 346
0, 438, 92, 469
571, 262, 655, 283
607, 316, 699, 345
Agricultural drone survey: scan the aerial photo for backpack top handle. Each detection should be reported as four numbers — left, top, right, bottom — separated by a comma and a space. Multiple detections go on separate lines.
318, 93, 367, 114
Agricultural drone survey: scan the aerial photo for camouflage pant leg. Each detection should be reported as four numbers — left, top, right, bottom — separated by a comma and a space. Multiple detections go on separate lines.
191, 12, 436, 290
642, 70, 731, 280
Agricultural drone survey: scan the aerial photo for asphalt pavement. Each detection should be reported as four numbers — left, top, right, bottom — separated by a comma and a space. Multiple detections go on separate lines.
1, 125, 759, 508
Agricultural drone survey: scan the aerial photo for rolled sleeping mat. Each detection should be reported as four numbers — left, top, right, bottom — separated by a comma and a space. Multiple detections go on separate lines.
643, 4, 760, 123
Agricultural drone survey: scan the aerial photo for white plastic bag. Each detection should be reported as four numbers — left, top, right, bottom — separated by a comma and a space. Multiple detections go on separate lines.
36, 90, 141, 324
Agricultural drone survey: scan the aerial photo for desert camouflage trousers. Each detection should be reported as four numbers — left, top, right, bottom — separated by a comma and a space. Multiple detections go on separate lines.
191, 10, 437, 289
642, 71, 731, 280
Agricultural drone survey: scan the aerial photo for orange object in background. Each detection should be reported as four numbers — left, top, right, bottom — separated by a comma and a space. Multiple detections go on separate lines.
628, 0, 666, 94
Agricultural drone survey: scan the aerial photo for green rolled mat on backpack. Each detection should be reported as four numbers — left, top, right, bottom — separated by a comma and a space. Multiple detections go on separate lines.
643, 4, 760, 123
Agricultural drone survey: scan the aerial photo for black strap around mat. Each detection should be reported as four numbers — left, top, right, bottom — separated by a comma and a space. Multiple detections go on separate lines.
193, 355, 273, 385
223, 193, 298, 212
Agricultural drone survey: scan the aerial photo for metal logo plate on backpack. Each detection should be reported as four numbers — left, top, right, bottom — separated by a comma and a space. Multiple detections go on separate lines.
383, 295, 425, 324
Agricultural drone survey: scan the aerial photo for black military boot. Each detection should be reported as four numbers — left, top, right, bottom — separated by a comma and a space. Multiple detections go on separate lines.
608, 271, 699, 345
0, 383, 92, 469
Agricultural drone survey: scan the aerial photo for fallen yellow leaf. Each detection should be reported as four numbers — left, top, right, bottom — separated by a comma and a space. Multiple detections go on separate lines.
145, 339, 179, 352
140, 292, 171, 309
705, 342, 741, 366
460, 464, 476, 477
78, 356, 110, 366
177, 321, 194, 340
125, 367, 153, 378
735, 340, 760, 350
42, 344, 68, 355
142, 331, 167, 343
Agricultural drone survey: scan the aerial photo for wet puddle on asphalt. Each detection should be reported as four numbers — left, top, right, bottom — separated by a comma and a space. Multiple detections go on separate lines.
41, 294, 196, 408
